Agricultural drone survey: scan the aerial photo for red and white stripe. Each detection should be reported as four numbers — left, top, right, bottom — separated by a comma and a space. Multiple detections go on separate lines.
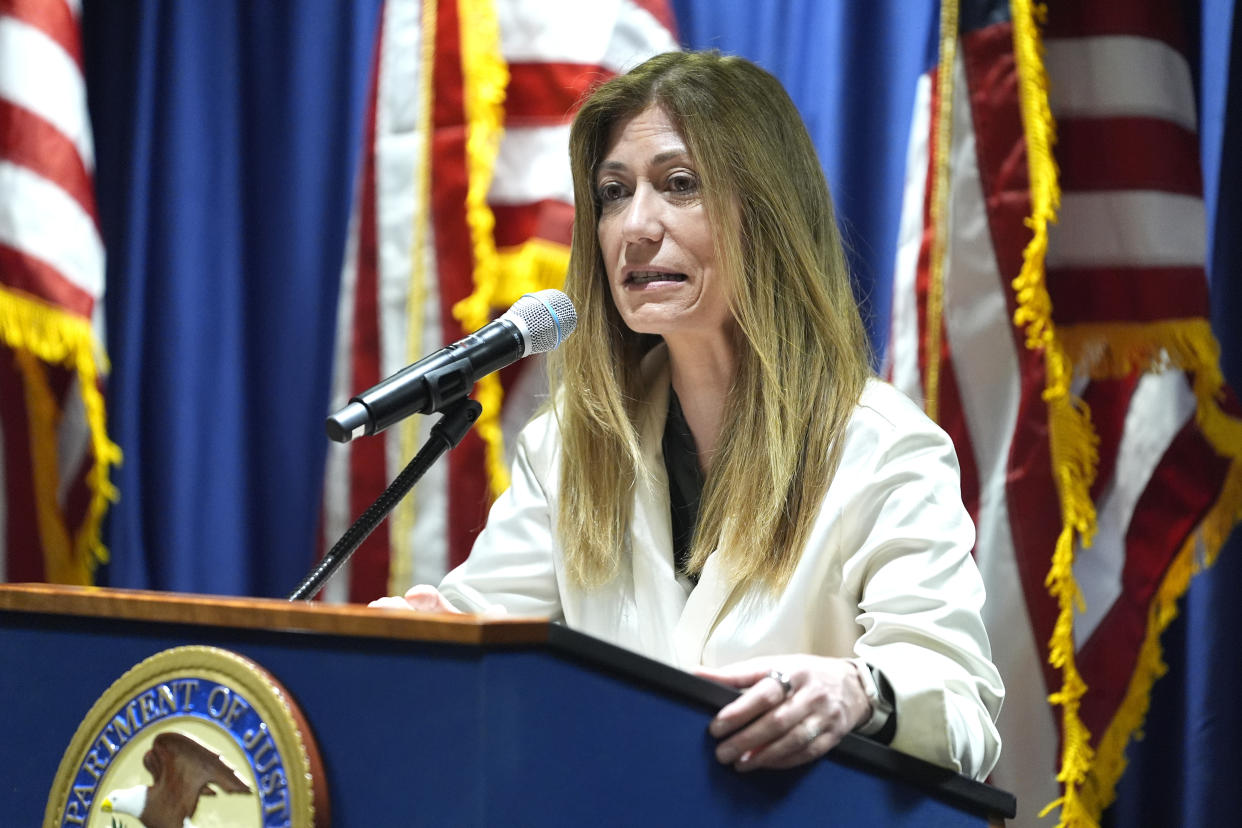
889, 3, 1224, 822
0, 0, 101, 308
321, 0, 676, 603
1, 0, 104, 585
492, 0, 679, 212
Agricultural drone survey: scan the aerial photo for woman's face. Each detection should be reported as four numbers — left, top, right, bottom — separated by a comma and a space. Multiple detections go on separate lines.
595, 104, 733, 345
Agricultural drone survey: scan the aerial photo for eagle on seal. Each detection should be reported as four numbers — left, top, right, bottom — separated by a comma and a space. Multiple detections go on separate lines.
100, 731, 253, 828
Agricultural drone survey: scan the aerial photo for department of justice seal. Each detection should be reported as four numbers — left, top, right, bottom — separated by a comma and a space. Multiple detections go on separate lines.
44, 646, 327, 828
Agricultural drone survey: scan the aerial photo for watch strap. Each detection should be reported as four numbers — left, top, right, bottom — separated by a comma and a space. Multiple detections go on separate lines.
849, 657, 897, 744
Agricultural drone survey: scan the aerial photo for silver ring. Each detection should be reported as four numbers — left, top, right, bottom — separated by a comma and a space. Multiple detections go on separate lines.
767, 669, 794, 699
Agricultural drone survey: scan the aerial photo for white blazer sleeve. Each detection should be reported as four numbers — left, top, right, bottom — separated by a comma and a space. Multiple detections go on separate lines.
840, 389, 1004, 780
438, 416, 564, 619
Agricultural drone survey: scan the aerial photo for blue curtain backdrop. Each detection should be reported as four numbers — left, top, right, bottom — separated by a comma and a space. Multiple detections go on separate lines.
84, 0, 384, 596
80, 0, 1238, 822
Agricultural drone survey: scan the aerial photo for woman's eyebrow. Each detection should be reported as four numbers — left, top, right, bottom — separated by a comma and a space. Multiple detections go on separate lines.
650, 149, 688, 165
597, 150, 689, 176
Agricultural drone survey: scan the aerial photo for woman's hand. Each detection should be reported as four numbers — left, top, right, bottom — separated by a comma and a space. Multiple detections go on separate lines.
696, 656, 872, 771
368, 584, 462, 613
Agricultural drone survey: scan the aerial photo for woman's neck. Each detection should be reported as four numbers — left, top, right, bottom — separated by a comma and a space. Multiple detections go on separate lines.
665, 333, 736, 474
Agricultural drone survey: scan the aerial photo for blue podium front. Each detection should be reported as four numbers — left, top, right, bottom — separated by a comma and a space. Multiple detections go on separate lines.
1, 584, 1015, 826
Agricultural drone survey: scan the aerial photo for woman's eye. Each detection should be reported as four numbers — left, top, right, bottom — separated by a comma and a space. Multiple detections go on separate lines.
597, 181, 625, 203
667, 172, 698, 194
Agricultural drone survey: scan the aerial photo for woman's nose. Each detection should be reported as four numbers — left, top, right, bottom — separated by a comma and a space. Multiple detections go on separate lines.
621, 184, 663, 243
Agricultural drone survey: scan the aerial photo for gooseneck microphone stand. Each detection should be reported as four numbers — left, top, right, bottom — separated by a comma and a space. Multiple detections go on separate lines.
287, 396, 482, 601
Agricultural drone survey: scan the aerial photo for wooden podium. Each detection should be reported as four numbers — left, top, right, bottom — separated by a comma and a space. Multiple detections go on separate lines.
1, 583, 1015, 826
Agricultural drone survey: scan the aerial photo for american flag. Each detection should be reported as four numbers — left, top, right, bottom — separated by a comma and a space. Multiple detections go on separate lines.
320, 0, 678, 603
888, 0, 1242, 824
0, 0, 118, 585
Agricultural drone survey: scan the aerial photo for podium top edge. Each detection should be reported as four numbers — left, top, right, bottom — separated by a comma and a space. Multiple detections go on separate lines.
0, 583, 552, 646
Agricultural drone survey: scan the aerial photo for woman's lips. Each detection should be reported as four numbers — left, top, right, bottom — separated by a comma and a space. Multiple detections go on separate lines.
626, 270, 687, 285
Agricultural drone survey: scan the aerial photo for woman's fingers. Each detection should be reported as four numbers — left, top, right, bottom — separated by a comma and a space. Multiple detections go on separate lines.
696, 660, 777, 689
703, 655, 872, 771
707, 670, 795, 740
749, 718, 837, 770
710, 667, 810, 765
403, 584, 461, 613
368, 595, 414, 609
367, 584, 461, 613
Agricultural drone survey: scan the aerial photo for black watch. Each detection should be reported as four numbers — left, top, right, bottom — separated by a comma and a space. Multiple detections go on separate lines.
851, 658, 897, 744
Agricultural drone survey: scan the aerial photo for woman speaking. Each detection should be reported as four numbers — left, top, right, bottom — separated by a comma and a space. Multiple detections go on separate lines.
372, 50, 1003, 781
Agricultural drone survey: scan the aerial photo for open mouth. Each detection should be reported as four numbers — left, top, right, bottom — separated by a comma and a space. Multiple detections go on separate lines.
626, 271, 687, 285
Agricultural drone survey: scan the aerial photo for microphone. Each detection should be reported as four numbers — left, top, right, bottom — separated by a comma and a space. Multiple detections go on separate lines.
326, 289, 577, 443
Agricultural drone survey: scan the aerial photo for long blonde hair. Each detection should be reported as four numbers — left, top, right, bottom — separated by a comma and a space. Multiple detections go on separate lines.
550, 51, 871, 589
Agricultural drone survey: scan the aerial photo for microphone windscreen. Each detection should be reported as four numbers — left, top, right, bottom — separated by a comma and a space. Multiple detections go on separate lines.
506, 289, 578, 355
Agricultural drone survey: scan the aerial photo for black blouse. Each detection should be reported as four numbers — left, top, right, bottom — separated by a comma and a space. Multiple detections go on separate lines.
662, 388, 704, 580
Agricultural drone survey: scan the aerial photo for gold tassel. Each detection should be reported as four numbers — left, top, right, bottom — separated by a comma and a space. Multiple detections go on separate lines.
1009, 1, 1108, 824
454, 0, 511, 497
493, 239, 571, 307
0, 288, 121, 581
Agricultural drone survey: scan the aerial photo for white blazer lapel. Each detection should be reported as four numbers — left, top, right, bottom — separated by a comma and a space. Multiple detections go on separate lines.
672, 542, 737, 667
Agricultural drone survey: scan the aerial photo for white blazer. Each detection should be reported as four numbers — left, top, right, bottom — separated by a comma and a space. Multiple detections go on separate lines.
440, 347, 1004, 780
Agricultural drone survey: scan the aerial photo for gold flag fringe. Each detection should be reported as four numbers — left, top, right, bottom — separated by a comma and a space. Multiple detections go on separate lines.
1010, 1, 1242, 825
0, 288, 121, 584
494, 239, 571, 305
1055, 322, 1242, 819
454, 0, 512, 497
1060, 319, 1242, 459
453, 0, 573, 498
1010, 1, 1108, 822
